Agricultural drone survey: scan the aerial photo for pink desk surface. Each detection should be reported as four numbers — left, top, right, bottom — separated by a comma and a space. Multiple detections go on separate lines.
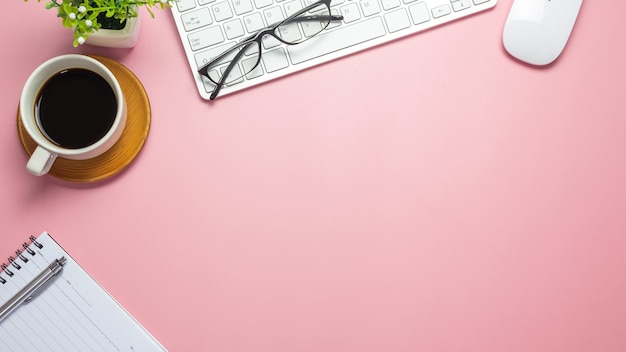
1, 1, 625, 351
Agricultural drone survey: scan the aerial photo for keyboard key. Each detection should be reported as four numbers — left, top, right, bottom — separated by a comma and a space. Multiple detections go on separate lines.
244, 13, 265, 33
181, 8, 213, 32
432, 5, 450, 18
287, 17, 387, 64
262, 48, 290, 72
224, 19, 246, 39
242, 57, 264, 79
380, 0, 400, 11
263, 6, 285, 26
195, 42, 238, 67
232, 0, 254, 15
360, 0, 381, 17
254, 0, 273, 8
176, 0, 196, 12
340, 3, 361, 23
283, 0, 304, 17
212, 1, 234, 21
301, 20, 325, 37
220, 63, 245, 85
384, 8, 410, 33
188, 26, 225, 51
276, 23, 303, 42
303, 0, 320, 6
263, 35, 282, 49
432, 4, 450, 18
451, 0, 471, 12
473, 0, 490, 4
408, 2, 430, 24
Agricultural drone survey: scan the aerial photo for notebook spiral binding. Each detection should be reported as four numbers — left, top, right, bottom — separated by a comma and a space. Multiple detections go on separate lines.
0, 235, 44, 285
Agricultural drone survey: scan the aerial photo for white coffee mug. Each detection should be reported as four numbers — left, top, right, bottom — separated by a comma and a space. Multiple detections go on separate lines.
20, 54, 127, 176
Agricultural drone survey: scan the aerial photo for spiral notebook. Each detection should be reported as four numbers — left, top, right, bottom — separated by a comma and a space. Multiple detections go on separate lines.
0, 232, 167, 352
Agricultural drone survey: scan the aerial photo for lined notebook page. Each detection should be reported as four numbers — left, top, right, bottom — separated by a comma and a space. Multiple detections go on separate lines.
0, 232, 167, 352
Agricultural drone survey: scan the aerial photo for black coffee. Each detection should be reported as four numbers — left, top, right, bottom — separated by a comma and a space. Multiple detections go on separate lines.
35, 68, 117, 149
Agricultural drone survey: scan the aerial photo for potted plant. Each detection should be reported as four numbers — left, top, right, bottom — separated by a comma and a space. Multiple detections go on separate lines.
28, 0, 173, 47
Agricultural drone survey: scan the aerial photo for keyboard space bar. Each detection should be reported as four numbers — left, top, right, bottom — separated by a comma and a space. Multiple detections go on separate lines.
287, 17, 387, 65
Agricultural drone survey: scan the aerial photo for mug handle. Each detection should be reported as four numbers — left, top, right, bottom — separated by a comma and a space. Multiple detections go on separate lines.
27, 146, 58, 176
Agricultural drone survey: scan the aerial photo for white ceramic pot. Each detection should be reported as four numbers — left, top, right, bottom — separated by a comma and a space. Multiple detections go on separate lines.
86, 14, 141, 48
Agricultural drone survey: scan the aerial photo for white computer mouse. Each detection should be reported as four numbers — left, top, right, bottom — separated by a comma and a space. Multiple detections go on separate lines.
503, 0, 583, 66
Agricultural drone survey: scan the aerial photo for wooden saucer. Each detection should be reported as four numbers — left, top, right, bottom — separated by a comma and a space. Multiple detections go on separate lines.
17, 55, 151, 183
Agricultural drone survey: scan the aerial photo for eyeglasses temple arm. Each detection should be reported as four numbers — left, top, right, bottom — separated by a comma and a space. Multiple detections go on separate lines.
286, 14, 344, 24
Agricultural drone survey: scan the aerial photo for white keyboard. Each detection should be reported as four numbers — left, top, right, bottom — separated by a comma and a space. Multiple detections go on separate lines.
171, 0, 497, 100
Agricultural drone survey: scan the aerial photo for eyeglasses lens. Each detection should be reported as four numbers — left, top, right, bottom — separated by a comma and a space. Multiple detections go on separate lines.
206, 43, 260, 86
274, 3, 332, 44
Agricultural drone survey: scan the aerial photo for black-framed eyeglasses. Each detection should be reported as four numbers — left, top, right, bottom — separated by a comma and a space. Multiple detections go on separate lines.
197, 0, 343, 100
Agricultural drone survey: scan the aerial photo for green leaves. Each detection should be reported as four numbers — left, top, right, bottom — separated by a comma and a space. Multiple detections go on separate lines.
26, 0, 174, 47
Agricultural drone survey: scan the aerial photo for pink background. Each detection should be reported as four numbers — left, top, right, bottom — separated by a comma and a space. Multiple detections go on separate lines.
2, 1, 626, 351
